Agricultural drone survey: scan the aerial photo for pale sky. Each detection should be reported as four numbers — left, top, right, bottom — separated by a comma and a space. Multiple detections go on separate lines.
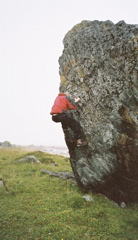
0, 0, 138, 146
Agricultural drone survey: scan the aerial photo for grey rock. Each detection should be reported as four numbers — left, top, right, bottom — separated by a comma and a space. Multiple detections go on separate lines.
0, 180, 4, 187
58, 20, 138, 204
16, 156, 41, 164
41, 169, 75, 180
120, 202, 126, 208
82, 195, 94, 201
0, 179, 9, 192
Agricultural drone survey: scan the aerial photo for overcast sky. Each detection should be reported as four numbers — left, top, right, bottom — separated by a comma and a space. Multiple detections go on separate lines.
0, 0, 138, 146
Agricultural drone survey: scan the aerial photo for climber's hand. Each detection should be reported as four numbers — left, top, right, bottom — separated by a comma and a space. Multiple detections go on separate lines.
75, 97, 80, 102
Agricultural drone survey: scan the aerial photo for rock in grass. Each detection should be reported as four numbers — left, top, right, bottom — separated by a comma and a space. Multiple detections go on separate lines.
15, 155, 41, 164
0, 180, 4, 187
0, 178, 9, 192
41, 169, 75, 180
82, 195, 94, 202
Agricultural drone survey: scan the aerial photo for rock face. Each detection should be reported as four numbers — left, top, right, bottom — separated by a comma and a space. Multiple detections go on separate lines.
58, 20, 138, 204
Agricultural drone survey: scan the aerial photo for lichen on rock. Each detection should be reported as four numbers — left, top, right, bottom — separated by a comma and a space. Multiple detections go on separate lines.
58, 20, 138, 204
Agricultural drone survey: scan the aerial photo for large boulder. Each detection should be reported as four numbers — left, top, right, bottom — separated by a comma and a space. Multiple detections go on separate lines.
58, 20, 138, 204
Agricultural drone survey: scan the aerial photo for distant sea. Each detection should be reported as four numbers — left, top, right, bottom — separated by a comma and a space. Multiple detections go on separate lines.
23, 145, 69, 157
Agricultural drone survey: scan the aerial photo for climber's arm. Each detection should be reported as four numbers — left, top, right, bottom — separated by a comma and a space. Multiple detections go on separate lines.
66, 96, 80, 110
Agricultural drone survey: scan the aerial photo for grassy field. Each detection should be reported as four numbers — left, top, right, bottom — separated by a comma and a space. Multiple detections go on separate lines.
0, 147, 138, 240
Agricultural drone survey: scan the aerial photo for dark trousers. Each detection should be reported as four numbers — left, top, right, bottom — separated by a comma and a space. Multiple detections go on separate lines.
52, 113, 82, 140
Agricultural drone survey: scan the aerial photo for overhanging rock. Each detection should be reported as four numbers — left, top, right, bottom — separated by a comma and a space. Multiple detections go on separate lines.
58, 20, 138, 204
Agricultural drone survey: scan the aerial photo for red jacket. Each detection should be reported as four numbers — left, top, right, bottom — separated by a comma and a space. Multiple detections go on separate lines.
50, 93, 77, 114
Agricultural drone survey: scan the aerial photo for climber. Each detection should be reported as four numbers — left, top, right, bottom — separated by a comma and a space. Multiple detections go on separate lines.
50, 92, 87, 147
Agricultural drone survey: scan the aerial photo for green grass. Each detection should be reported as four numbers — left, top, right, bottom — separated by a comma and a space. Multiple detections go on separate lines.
0, 147, 138, 240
